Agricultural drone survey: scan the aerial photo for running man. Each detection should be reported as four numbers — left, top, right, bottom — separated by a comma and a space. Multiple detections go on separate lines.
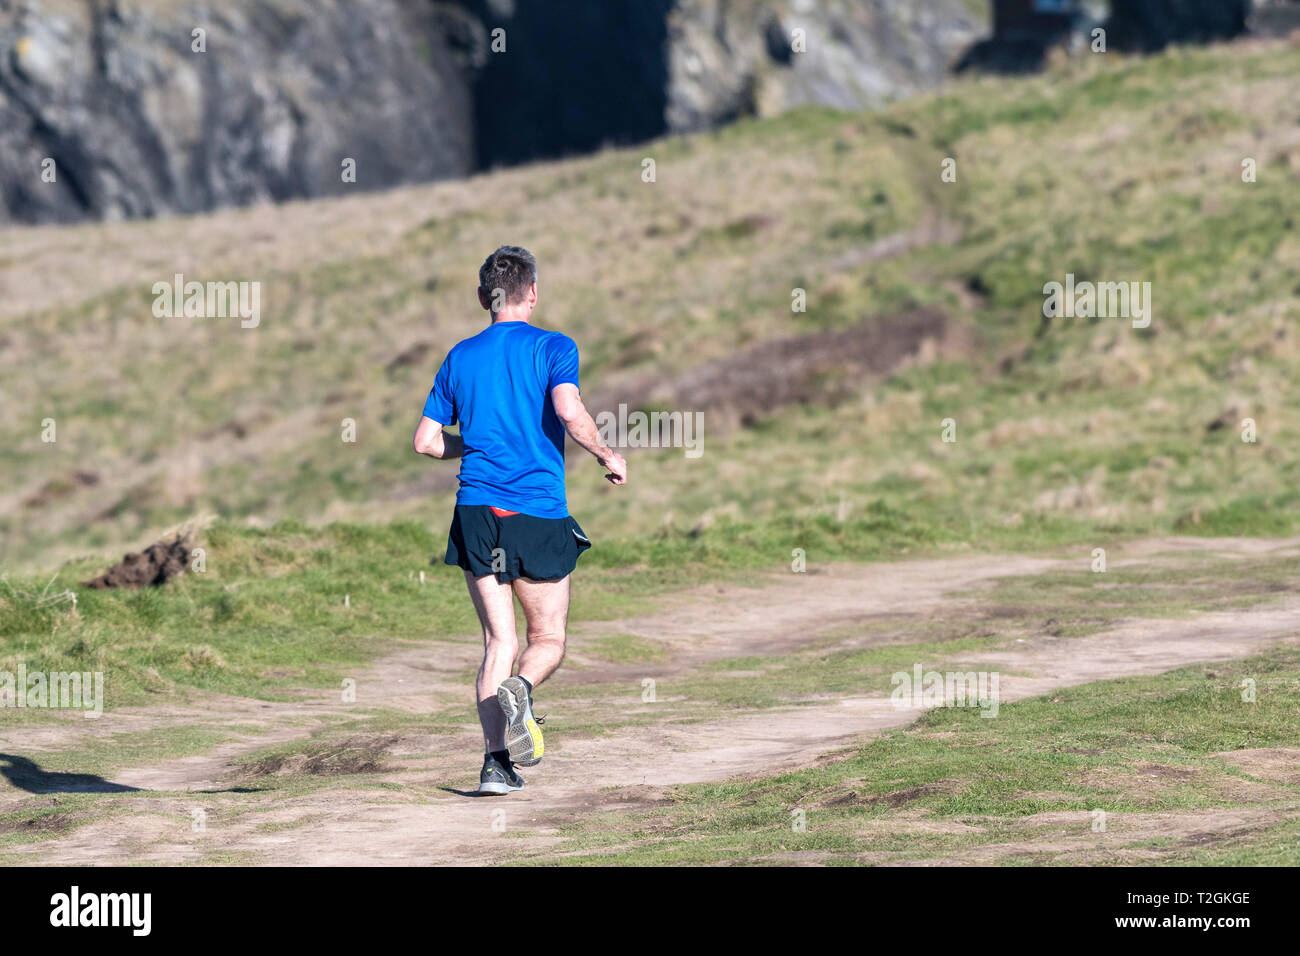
412, 246, 627, 795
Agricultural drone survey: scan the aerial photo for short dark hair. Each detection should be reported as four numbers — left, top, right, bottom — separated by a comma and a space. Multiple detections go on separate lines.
478, 246, 537, 309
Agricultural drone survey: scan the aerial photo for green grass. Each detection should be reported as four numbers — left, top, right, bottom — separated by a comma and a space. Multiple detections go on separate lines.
584, 633, 669, 665
3, 521, 479, 707
526, 648, 1300, 865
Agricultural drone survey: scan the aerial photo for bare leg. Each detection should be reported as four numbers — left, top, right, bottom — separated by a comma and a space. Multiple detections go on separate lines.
464, 571, 519, 752
512, 575, 570, 688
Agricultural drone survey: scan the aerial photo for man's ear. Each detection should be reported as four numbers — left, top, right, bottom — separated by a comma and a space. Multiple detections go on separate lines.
526, 283, 538, 308
477, 286, 491, 311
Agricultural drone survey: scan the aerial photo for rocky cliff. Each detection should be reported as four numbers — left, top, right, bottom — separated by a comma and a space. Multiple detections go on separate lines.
0, 0, 987, 225
665, 0, 986, 132
0, 0, 473, 223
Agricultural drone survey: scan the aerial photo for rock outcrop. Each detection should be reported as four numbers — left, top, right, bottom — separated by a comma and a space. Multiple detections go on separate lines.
665, 0, 986, 132
8, 0, 1289, 226
1, 0, 989, 225
0, 0, 474, 223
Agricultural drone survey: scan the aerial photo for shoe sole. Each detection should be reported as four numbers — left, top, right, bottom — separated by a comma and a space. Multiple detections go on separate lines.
477, 779, 524, 796
498, 677, 544, 767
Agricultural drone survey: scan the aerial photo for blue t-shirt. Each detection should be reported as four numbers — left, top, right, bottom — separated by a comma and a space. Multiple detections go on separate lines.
422, 321, 579, 519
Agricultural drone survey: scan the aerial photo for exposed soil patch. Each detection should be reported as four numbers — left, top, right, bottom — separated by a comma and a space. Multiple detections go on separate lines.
385, 342, 433, 377
1134, 763, 1197, 781
201, 419, 250, 441
822, 780, 954, 809
895, 809, 1283, 867
0, 811, 74, 836
81, 532, 192, 589
22, 470, 100, 509
588, 307, 970, 429
241, 734, 403, 778
1215, 748, 1300, 785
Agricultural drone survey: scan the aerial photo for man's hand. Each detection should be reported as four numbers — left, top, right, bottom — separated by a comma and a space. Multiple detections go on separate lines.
599, 449, 627, 485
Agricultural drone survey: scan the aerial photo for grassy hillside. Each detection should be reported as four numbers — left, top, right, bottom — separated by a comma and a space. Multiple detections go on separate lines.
2, 38, 1299, 573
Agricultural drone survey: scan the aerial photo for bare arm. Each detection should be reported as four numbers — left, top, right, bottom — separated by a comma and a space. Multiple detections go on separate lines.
412, 416, 464, 460
550, 384, 626, 485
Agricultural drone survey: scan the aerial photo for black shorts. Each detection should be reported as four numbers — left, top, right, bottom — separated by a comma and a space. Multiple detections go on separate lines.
444, 505, 591, 582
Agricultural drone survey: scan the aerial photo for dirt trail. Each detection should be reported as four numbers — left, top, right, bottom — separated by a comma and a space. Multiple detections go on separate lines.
3, 538, 1299, 865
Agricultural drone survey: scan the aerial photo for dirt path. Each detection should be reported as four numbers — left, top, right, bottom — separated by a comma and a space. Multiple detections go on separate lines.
3, 538, 1298, 865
